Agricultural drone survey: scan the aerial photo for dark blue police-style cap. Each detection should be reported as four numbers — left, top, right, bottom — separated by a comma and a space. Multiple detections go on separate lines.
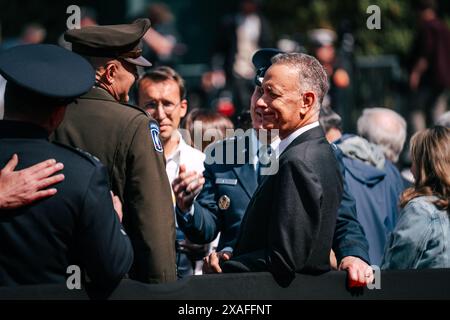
252, 48, 284, 86
0, 44, 95, 99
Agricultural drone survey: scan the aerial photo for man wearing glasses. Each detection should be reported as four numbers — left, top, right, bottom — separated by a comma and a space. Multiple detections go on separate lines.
137, 66, 206, 278
53, 19, 176, 284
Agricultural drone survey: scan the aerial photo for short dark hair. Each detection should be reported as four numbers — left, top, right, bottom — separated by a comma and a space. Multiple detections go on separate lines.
138, 66, 186, 101
181, 108, 234, 151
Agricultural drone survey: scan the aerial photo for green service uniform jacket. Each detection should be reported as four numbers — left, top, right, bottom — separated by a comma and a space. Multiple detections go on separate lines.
53, 86, 176, 283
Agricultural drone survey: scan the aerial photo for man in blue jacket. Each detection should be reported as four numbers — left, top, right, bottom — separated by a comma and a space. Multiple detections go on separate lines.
173, 49, 372, 286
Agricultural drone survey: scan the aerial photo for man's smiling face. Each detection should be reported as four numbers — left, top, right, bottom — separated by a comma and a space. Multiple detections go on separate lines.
255, 63, 304, 139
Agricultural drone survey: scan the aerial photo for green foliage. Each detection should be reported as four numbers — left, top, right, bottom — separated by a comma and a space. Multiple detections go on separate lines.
264, 0, 449, 58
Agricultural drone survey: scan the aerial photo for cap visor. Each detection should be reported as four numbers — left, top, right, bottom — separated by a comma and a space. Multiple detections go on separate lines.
124, 56, 152, 67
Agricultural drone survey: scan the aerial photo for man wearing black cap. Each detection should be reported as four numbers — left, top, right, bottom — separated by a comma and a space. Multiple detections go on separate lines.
53, 19, 176, 283
0, 44, 133, 288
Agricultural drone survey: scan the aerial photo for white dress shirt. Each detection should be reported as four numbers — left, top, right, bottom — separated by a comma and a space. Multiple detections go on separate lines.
165, 130, 205, 188
275, 121, 320, 158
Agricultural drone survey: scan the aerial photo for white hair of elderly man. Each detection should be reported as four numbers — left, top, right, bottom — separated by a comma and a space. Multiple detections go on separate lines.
357, 107, 407, 164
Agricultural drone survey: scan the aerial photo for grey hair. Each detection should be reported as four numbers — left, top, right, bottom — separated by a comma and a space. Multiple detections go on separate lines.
357, 107, 407, 163
271, 52, 329, 110
437, 111, 450, 128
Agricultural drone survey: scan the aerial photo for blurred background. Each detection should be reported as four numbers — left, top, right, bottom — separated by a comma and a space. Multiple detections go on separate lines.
1, 0, 449, 136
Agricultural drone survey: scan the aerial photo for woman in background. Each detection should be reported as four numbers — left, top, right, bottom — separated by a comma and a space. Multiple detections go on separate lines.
182, 108, 234, 152
382, 126, 450, 269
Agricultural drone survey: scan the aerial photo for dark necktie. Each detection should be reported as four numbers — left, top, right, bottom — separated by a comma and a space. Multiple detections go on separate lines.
257, 144, 273, 185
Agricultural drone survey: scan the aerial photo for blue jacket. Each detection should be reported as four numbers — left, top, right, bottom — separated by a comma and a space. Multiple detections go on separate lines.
382, 196, 450, 269
333, 146, 370, 263
177, 133, 370, 263
338, 136, 404, 265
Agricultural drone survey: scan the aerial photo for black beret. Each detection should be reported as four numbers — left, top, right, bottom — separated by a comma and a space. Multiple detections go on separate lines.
0, 44, 95, 99
252, 48, 284, 86
65, 18, 152, 67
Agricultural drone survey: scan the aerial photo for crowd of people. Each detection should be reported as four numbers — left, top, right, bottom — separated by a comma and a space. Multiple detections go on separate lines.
0, 3, 449, 296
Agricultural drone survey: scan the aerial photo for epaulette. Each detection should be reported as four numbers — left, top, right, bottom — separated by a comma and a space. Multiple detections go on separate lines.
224, 133, 249, 146
121, 102, 149, 116
204, 133, 248, 158
122, 103, 161, 127
52, 141, 102, 166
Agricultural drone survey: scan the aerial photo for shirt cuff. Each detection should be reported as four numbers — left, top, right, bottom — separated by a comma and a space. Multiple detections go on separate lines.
175, 205, 195, 223
220, 246, 234, 253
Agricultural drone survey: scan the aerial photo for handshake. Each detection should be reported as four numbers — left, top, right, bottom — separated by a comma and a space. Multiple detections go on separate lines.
172, 164, 205, 212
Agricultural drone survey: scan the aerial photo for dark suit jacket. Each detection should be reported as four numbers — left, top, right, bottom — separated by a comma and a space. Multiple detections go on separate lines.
53, 87, 176, 283
0, 121, 133, 288
221, 126, 343, 285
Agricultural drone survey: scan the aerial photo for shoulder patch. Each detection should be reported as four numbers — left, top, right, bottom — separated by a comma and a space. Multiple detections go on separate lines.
149, 122, 163, 153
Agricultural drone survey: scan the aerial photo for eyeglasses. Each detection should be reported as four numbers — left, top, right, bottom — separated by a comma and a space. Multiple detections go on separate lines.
144, 99, 182, 114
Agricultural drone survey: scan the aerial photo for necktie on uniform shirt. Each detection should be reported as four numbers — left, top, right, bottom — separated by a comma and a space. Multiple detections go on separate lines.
257, 144, 273, 185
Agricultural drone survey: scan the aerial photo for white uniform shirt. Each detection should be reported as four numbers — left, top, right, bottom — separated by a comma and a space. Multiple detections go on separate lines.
165, 130, 206, 275
165, 130, 205, 188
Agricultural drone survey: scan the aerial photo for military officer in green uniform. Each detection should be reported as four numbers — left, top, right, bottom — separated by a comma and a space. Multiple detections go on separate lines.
53, 19, 176, 283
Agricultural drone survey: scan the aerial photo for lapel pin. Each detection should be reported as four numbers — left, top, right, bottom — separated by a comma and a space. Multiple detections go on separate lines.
218, 195, 231, 210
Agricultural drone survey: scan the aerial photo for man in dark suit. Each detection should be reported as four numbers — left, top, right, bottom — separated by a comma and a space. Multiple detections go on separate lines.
0, 44, 133, 289
52, 19, 176, 283
174, 49, 372, 286
176, 54, 342, 283
221, 52, 343, 285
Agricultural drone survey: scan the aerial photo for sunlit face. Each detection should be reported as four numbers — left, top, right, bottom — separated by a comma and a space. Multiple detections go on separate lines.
255, 64, 305, 139
138, 78, 187, 143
